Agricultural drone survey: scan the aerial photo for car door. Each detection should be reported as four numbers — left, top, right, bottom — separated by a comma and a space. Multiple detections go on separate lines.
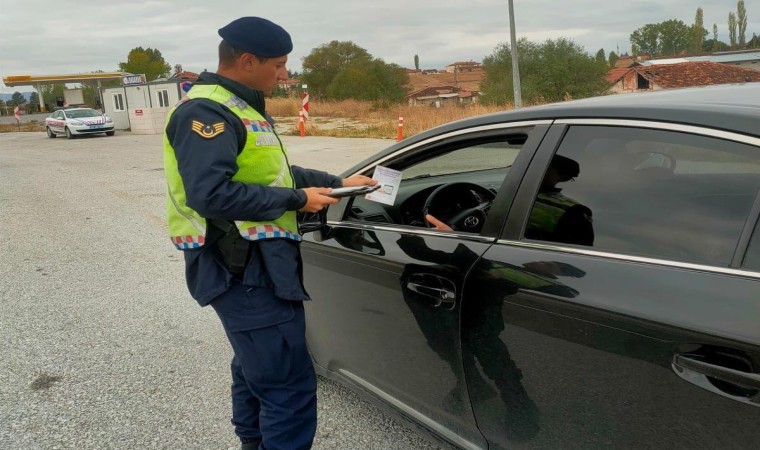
50, 111, 64, 133
301, 122, 550, 449
463, 121, 760, 449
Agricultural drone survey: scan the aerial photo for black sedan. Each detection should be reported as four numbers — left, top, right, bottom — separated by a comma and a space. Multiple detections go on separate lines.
301, 83, 760, 449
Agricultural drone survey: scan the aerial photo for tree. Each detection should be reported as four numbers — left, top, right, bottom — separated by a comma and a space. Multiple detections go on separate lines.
659, 19, 692, 56
414, 54, 420, 71
630, 20, 693, 57
28, 92, 40, 113
301, 41, 372, 98
481, 37, 608, 105
326, 59, 408, 104
693, 8, 705, 54
10, 92, 26, 106
118, 47, 171, 81
630, 23, 660, 56
41, 84, 65, 108
608, 51, 619, 67
729, 12, 738, 48
713, 23, 719, 47
173, 64, 183, 76
750, 33, 760, 48
269, 85, 291, 98
738, 1, 748, 46
595, 48, 606, 66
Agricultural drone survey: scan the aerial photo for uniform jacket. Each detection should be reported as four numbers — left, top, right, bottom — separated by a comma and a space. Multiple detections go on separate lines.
165, 72, 342, 305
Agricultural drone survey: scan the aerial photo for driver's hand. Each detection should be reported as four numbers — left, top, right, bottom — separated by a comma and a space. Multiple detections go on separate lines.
425, 214, 453, 231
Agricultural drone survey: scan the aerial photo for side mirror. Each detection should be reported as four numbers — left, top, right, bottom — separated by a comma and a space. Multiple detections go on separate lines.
299, 208, 332, 239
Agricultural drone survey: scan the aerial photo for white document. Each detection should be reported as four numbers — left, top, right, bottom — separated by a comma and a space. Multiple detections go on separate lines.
365, 165, 402, 206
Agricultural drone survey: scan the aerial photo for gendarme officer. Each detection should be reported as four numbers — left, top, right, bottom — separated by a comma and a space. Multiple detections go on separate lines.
163, 17, 375, 450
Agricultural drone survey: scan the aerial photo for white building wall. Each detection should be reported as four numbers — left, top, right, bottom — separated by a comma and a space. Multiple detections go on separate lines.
147, 82, 182, 107
102, 82, 182, 130
128, 107, 170, 135
102, 87, 130, 130
126, 85, 151, 109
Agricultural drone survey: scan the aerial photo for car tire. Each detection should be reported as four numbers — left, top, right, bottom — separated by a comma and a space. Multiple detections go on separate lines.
106, 131, 115, 136
65, 127, 74, 139
46, 127, 56, 138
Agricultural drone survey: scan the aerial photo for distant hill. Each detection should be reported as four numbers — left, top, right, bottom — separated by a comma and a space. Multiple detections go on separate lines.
0, 92, 34, 102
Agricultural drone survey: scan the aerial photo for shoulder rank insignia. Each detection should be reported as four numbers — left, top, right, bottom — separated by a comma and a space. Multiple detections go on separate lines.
191, 120, 224, 139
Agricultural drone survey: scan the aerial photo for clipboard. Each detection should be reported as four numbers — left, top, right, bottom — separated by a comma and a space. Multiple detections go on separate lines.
326, 185, 381, 198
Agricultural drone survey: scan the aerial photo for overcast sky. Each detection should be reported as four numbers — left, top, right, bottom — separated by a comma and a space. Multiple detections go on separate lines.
1, 0, 757, 93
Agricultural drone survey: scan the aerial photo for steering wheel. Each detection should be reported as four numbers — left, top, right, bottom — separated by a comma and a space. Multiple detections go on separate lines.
422, 182, 496, 232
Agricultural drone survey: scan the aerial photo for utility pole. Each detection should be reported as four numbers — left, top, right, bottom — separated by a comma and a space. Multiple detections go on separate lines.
508, 0, 522, 108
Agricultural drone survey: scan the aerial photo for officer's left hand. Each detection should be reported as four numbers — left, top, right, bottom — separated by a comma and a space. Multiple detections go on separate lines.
342, 175, 378, 187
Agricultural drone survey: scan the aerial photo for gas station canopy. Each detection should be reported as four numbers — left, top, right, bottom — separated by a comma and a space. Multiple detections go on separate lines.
2, 72, 127, 112
2, 72, 125, 87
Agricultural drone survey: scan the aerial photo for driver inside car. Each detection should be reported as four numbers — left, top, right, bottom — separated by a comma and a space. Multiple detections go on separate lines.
426, 155, 594, 247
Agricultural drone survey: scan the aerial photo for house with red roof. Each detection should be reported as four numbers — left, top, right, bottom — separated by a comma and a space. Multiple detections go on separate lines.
607, 61, 760, 94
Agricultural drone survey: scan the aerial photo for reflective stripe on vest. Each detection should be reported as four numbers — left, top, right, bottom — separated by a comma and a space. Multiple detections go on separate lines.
164, 84, 300, 250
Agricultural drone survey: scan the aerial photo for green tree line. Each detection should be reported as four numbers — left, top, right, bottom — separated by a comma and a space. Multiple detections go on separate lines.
630, 1, 756, 57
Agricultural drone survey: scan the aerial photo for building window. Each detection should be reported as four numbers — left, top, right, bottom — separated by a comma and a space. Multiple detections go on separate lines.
113, 93, 125, 112
157, 89, 169, 108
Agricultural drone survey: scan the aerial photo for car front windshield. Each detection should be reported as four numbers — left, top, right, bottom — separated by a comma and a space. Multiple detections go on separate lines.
66, 109, 101, 119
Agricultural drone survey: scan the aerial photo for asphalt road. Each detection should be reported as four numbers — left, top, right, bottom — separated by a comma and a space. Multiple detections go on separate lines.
0, 131, 441, 450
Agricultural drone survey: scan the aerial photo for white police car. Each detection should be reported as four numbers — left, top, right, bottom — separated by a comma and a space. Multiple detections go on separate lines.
45, 107, 115, 139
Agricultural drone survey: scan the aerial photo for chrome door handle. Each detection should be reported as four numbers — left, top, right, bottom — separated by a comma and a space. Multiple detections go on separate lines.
673, 354, 760, 406
406, 282, 455, 301
405, 273, 456, 309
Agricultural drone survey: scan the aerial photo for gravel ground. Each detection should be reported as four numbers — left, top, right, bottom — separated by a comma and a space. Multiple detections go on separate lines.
0, 131, 442, 450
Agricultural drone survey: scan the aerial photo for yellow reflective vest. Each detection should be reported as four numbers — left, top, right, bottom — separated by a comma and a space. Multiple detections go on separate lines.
163, 84, 299, 249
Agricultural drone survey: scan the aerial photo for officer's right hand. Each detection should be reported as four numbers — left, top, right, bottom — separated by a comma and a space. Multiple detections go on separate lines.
299, 187, 339, 213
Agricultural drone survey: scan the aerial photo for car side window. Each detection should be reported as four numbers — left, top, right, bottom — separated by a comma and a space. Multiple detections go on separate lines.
346, 132, 531, 230
741, 224, 760, 271
523, 126, 760, 266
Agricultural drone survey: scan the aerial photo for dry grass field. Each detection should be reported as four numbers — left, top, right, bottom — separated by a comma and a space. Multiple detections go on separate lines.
0, 121, 44, 133
267, 98, 514, 139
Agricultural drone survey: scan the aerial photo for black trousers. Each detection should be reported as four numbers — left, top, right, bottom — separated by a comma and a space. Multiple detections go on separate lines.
211, 282, 317, 450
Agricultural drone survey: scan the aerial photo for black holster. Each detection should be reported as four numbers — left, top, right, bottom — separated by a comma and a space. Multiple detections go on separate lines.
210, 220, 251, 276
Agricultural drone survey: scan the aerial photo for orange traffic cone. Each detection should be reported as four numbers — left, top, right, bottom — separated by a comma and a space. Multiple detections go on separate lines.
299, 111, 305, 137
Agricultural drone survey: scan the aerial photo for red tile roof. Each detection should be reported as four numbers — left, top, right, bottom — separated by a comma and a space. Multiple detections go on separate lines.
172, 71, 199, 80
637, 62, 760, 88
606, 67, 632, 84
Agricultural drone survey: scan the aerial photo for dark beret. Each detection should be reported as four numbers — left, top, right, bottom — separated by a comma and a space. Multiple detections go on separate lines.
218, 17, 293, 58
